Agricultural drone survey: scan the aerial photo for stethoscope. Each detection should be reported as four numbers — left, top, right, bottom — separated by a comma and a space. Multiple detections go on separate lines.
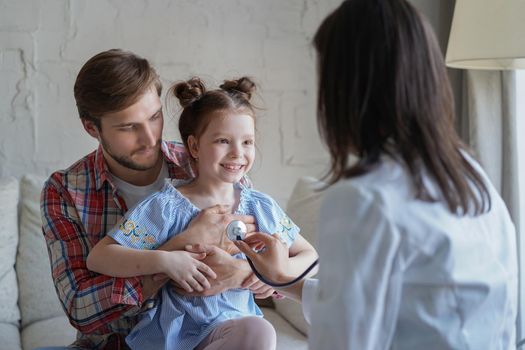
226, 220, 319, 288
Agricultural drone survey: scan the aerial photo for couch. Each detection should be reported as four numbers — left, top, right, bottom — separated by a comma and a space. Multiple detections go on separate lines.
0, 175, 324, 350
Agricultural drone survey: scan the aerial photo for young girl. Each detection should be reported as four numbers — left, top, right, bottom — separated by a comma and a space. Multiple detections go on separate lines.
86, 76, 317, 350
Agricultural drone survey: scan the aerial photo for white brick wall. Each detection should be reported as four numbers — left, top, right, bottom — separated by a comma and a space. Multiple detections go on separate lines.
0, 0, 452, 204
0, 0, 344, 204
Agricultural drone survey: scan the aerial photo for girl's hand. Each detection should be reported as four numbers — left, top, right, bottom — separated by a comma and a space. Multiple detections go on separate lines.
242, 273, 276, 299
160, 250, 217, 293
235, 232, 292, 284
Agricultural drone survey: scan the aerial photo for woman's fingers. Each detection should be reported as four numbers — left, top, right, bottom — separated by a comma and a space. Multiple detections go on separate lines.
235, 240, 259, 261
254, 287, 275, 299
241, 273, 260, 289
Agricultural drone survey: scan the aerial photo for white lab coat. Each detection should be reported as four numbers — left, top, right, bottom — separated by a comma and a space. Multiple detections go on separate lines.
302, 154, 517, 350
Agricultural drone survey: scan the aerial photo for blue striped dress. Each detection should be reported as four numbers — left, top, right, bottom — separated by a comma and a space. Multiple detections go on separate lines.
108, 179, 299, 350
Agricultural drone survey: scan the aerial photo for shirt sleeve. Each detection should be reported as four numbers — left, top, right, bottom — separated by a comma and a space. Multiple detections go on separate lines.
248, 190, 300, 247
41, 176, 142, 334
108, 189, 177, 250
308, 183, 403, 350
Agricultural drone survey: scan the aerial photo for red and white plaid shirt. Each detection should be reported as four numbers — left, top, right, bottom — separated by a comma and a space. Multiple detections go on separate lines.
41, 141, 194, 349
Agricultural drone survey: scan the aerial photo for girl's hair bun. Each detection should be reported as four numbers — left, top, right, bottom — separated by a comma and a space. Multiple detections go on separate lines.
173, 77, 206, 108
219, 76, 256, 100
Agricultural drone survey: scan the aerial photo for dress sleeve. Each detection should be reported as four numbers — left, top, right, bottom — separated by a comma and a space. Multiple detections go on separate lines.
248, 190, 300, 247
108, 186, 179, 250
308, 183, 403, 350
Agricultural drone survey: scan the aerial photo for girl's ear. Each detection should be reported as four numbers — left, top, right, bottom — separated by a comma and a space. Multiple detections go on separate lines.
187, 135, 199, 160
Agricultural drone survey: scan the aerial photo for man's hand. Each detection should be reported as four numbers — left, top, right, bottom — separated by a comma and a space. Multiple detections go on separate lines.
164, 204, 256, 254
172, 244, 252, 297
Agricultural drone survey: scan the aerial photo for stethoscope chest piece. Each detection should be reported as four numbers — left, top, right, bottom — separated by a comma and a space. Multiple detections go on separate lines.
226, 220, 247, 241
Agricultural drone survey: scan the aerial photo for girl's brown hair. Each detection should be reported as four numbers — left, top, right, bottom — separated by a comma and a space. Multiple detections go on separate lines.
171, 76, 257, 154
313, 0, 490, 215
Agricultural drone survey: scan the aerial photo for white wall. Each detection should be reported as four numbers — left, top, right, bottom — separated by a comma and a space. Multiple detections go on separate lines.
0, 0, 343, 204
0, 0, 454, 204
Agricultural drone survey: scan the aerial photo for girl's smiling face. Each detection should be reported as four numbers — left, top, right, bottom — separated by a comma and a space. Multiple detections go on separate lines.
188, 111, 255, 185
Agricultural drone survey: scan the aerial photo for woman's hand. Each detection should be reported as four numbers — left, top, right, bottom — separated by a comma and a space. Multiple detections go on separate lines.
242, 273, 276, 299
159, 250, 217, 293
235, 232, 292, 284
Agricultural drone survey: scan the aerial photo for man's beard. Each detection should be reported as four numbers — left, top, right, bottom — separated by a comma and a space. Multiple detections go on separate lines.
100, 136, 161, 171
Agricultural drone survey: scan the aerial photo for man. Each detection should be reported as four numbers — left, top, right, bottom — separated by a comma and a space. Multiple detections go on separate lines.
41, 49, 261, 349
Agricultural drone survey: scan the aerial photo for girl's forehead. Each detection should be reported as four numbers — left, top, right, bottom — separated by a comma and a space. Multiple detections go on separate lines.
204, 112, 255, 131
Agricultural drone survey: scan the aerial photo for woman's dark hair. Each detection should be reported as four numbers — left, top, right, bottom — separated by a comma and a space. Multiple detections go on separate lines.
313, 0, 490, 215
74, 49, 161, 129
171, 76, 257, 154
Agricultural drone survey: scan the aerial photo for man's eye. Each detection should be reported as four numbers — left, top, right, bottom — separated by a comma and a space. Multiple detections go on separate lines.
151, 112, 162, 120
119, 126, 135, 131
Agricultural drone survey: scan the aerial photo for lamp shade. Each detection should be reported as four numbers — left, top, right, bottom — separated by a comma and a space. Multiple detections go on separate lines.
445, 0, 525, 70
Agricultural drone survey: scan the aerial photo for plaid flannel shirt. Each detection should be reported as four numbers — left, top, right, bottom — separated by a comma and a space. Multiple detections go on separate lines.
41, 141, 194, 349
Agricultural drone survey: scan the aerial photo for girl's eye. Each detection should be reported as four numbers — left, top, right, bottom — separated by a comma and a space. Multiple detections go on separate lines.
244, 140, 254, 145
216, 139, 229, 144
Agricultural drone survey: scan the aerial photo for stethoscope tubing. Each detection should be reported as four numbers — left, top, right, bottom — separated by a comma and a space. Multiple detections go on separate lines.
246, 257, 318, 288
227, 220, 318, 287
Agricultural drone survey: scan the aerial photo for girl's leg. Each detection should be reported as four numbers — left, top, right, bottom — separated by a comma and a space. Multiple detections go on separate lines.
195, 316, 276, 350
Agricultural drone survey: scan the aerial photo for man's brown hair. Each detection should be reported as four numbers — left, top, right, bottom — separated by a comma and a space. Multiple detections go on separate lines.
74, 49, 162, 129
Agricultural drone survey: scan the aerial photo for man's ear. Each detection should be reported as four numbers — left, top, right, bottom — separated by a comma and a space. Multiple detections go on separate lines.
81, 119, 101, 140
187, 135, 199, 159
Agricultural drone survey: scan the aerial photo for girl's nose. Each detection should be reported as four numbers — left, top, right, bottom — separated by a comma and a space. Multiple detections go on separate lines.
229, 144, 242, 158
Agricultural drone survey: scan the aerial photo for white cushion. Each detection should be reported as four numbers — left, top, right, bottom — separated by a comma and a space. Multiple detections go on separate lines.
0, 322, 22, 350
21, 315, 77, 350
262, 307, 308, 350
17, 175, 64, 327
0, 177, 20, 325
274, 176, 325, 335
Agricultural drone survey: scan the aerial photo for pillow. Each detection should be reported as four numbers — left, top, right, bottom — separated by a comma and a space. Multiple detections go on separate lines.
17, 174, 65, 327
0, 177, 21, 325
274, 176, 326, 336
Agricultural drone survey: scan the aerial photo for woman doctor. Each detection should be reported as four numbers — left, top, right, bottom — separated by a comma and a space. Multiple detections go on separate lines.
235, 0, 518, 349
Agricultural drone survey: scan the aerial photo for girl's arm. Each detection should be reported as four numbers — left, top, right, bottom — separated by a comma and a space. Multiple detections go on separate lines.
87, 236, 216, 292
87, 235, 170, 277
287, 234, 318, 277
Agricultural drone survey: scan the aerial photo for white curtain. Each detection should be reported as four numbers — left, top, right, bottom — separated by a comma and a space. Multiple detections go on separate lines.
457, 70, 523, 345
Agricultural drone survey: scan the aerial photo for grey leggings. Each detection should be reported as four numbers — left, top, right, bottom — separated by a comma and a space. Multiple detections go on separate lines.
195, 316, 277, 350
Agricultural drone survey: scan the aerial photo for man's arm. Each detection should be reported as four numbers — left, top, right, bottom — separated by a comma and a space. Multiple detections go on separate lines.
41, 179, 143, 334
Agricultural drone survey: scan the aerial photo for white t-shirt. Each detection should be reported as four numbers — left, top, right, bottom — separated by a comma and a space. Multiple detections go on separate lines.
111, 161, 169, 210
302, 154, 517, 350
